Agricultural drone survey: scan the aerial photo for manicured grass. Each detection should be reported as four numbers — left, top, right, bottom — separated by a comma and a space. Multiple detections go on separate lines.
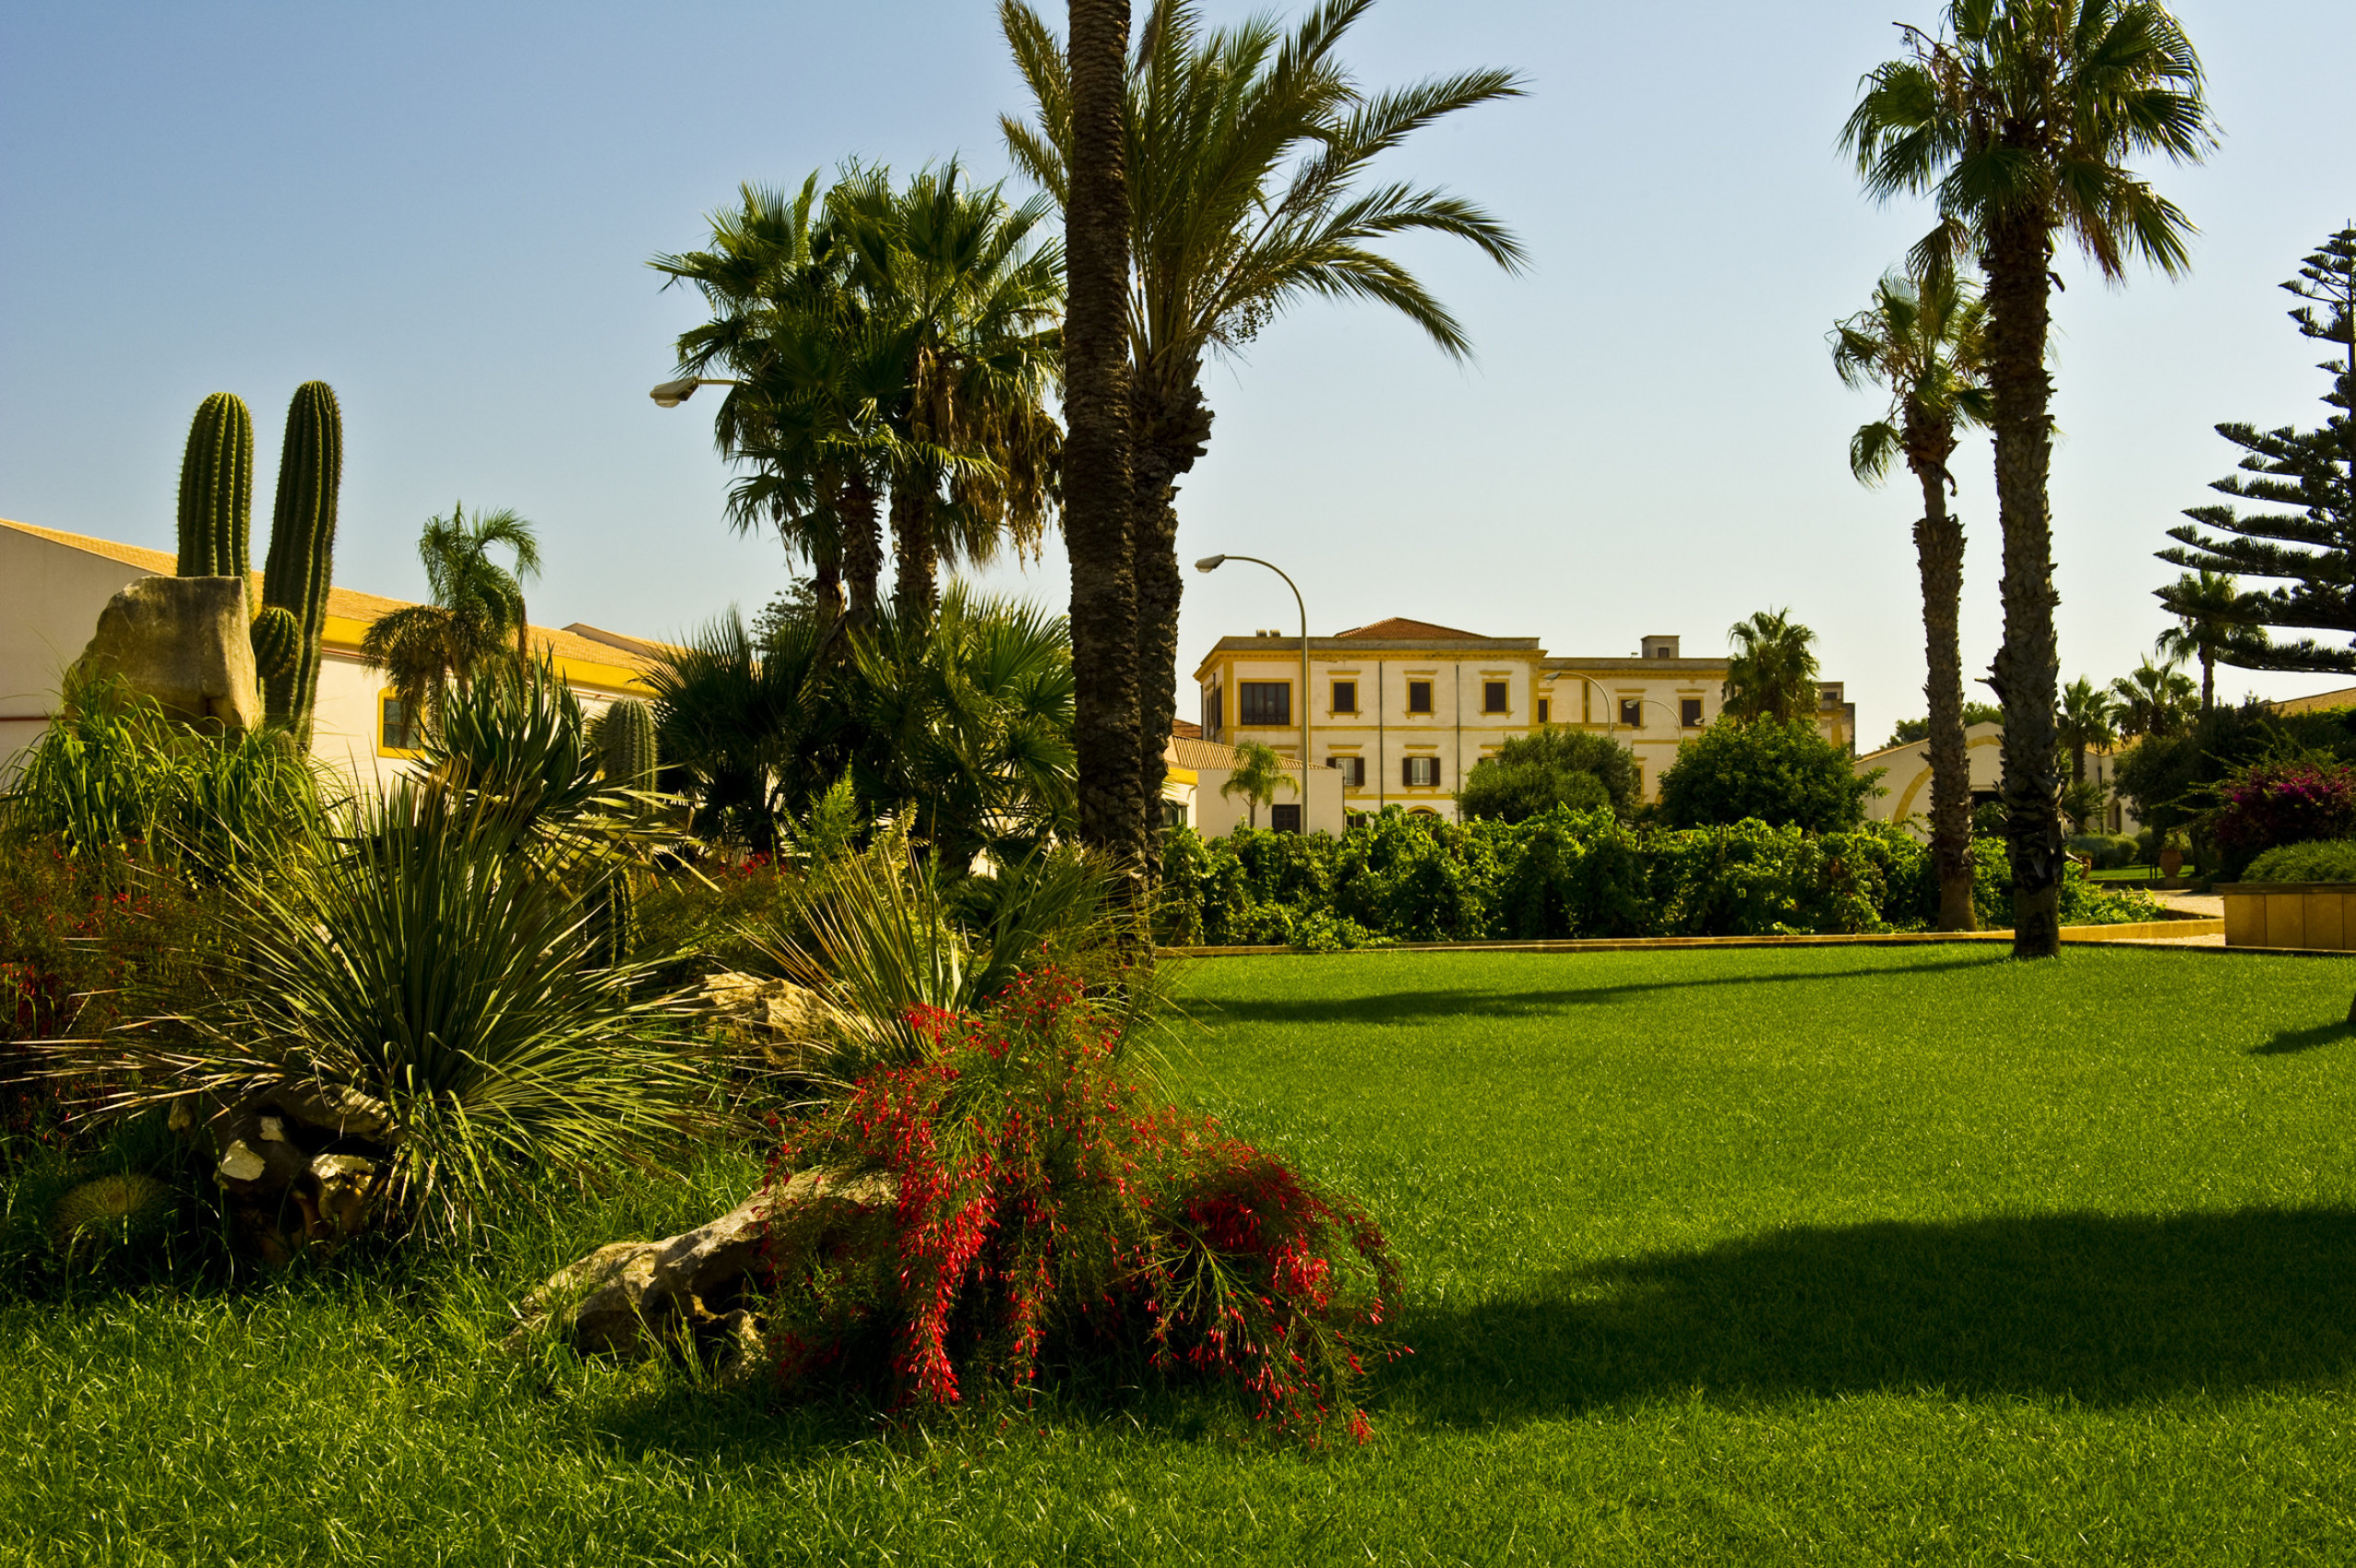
6, 946, 2356, 1563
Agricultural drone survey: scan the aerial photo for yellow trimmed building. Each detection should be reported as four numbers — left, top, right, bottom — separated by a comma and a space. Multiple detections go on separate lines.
1192, 617, 1856, 820
1, 516, 658, 787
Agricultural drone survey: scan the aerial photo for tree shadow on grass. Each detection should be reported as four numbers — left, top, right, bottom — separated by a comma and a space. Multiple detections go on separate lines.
1390, 1207, 2356, 1425
1198, 954, 2006, 1026
2251, 1020, 2354, 1055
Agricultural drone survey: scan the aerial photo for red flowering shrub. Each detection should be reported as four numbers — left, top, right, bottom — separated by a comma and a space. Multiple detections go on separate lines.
2210, 756, 2356, 856
758, 970, 1399, 1440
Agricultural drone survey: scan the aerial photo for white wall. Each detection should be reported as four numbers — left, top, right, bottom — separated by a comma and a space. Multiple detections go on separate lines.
1188, 762, 1347, 837
0, 530, 145, 778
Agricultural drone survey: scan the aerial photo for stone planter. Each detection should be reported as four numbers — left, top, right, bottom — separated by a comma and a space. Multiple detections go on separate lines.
2217, 882, 2356, 951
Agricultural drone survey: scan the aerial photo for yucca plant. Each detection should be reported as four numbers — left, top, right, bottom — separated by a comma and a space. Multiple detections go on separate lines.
57, 781, 708, 1238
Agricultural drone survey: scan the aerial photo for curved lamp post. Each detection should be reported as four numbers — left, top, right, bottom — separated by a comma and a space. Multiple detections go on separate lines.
648, 376, 741, 409
1195, 553, 1311, 791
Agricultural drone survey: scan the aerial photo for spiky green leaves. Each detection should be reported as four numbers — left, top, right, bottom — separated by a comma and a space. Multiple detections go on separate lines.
176, 393, 254, 580
260, 382, 342, 740
249, 605, 302, 681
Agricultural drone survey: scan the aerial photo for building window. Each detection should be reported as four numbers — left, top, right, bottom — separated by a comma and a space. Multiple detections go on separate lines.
1270, 802, 1303, 834
1619, 698, 1642, 728
1483, 680, 1508, 714
1403, 755, 1441, 788
1161, 799, 1188, 830
1329, 755, 1366, 787
1239, 681, 1290, 727
1536, 698, 1550, 724
1680, 698, 1703, 728
1202, 683, 1222, 738
1820, 686, 1841, 707
1406, 679, 1434, 714
380, 693, 421, 754
1331, 679, 1357, 714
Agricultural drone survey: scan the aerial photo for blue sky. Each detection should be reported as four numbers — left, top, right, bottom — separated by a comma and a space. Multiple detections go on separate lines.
5, 0, 2350, 744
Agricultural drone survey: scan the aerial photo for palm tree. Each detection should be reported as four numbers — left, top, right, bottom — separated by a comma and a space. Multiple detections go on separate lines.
826, 164, 1065, 628
1002, 0, 1527, 841
1834, 265, 1993, 930
2108, 658, 2197, 741
1844, 0, 2216, 958
642, 607, 838, 856
2056, 676, 2118, 786
1219, 739, 1295, 830
361, 502, 542, 725
2154, 569, 2255, 711
1053, 0, 1145, 866
1722, 609, 1822, 725
653, 179, 891, 625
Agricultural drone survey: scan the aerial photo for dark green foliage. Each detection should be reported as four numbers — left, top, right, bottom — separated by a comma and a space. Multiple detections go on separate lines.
2158, 227, 2356, 674
593, 698, 659, 790
174, 393, 253, 581
260, 381, 342, 741
247, 605, 300, 681
1884, 701, 2003, 749
1657, 717, 1877, 834
2112, 700, 2356, 872
2243, 839, 2356, 884
1457, 727, 1640, 822
1156, 810, 2154, 948
2066, 833, 2141, 870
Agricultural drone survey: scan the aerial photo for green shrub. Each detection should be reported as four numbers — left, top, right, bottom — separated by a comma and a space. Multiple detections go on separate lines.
1458, 728, 1640, 822
2066, 833, 2140, 870
2242, 839, 2356, 883
1656, 717, 1877, 834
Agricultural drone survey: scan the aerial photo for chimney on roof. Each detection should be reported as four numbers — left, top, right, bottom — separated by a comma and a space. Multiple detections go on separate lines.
1640, 635, 1680, 660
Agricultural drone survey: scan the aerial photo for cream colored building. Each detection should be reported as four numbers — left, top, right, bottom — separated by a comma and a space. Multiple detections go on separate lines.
1, 517, 657, 788
1159, 727, 1347, 837
1854, 720, 2137, 836
1192, 617, 1856, 820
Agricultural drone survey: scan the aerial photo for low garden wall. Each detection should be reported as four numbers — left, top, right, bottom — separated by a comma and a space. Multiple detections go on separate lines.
2218, 882, 2356, 951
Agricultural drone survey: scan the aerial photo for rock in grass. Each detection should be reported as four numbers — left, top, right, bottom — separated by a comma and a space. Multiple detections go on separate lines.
515, 1168, 895, 1366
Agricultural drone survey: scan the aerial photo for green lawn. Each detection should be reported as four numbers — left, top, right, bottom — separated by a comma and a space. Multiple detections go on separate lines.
7, 946, 2356, 1564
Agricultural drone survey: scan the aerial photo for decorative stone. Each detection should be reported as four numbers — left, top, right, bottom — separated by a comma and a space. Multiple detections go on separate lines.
218, 1140, 267, 1183
516, 1168, 896, 1360
308, 1154, 379, 1238
75, 574, 261, 734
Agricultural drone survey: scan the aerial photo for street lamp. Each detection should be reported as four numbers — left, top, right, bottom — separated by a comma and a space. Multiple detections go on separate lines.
1195, 553, 1311, 795
648, 376, 740, 409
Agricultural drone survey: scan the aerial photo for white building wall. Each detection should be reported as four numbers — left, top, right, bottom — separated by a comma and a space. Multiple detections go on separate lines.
0, 529, 146, 778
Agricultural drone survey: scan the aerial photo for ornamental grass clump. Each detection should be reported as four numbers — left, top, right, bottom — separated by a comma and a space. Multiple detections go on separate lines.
758, 969, 1398, 1441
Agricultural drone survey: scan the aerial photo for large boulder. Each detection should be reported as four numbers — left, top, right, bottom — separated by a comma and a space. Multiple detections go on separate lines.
168, 1079, 398, 1261
514, 1167, 896, 1373
76, 574, 261, 734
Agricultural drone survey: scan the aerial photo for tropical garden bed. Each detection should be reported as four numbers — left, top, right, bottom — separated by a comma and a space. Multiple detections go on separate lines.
4, 945, 2353, 1564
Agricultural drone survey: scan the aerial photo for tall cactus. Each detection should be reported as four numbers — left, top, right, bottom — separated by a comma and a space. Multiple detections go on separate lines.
260, 381, 342, 741
175, 393, 254, 580
590, 698, 658, 968
594, 698, 659, 791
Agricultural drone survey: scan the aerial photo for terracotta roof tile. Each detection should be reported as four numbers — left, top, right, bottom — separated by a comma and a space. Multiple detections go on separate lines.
1165, 734, 1305, 772
1334, 616, 1484, 640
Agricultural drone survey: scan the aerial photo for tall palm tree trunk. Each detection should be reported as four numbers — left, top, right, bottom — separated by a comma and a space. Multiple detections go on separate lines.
1984, 212, 2064, 958
1910, 435, 1976, 932
890, 484, 941, 627
813, 558, 845, 625
841, 472, 884, 622
2200, 650, 2214, 712
1132, 370, 1213, 842
1065, 0, 1147, 868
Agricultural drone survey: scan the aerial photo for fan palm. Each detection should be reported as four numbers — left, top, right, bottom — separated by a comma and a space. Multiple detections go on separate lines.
654, 179, 891, 624
2108, 658, 2197, 740
1722, 609, 1822, 725
1834, 264, 1993, 929
2154, 569, 2256, 711
360, 503, 542, 723
827, 163, 1066, 628
1001, 0, 1526, 841
2056, 675, 2119, 786
1844, 0, 2215, 956
642, 607, 838, 856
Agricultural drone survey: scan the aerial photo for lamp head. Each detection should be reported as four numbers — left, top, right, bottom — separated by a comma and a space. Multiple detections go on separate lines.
649, 378, 703, 409
1194, 554, 1227, 572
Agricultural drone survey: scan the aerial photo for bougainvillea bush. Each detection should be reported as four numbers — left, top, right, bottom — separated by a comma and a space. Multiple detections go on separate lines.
2209, 756, 2356, 873
758, 969, 1398, 1440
